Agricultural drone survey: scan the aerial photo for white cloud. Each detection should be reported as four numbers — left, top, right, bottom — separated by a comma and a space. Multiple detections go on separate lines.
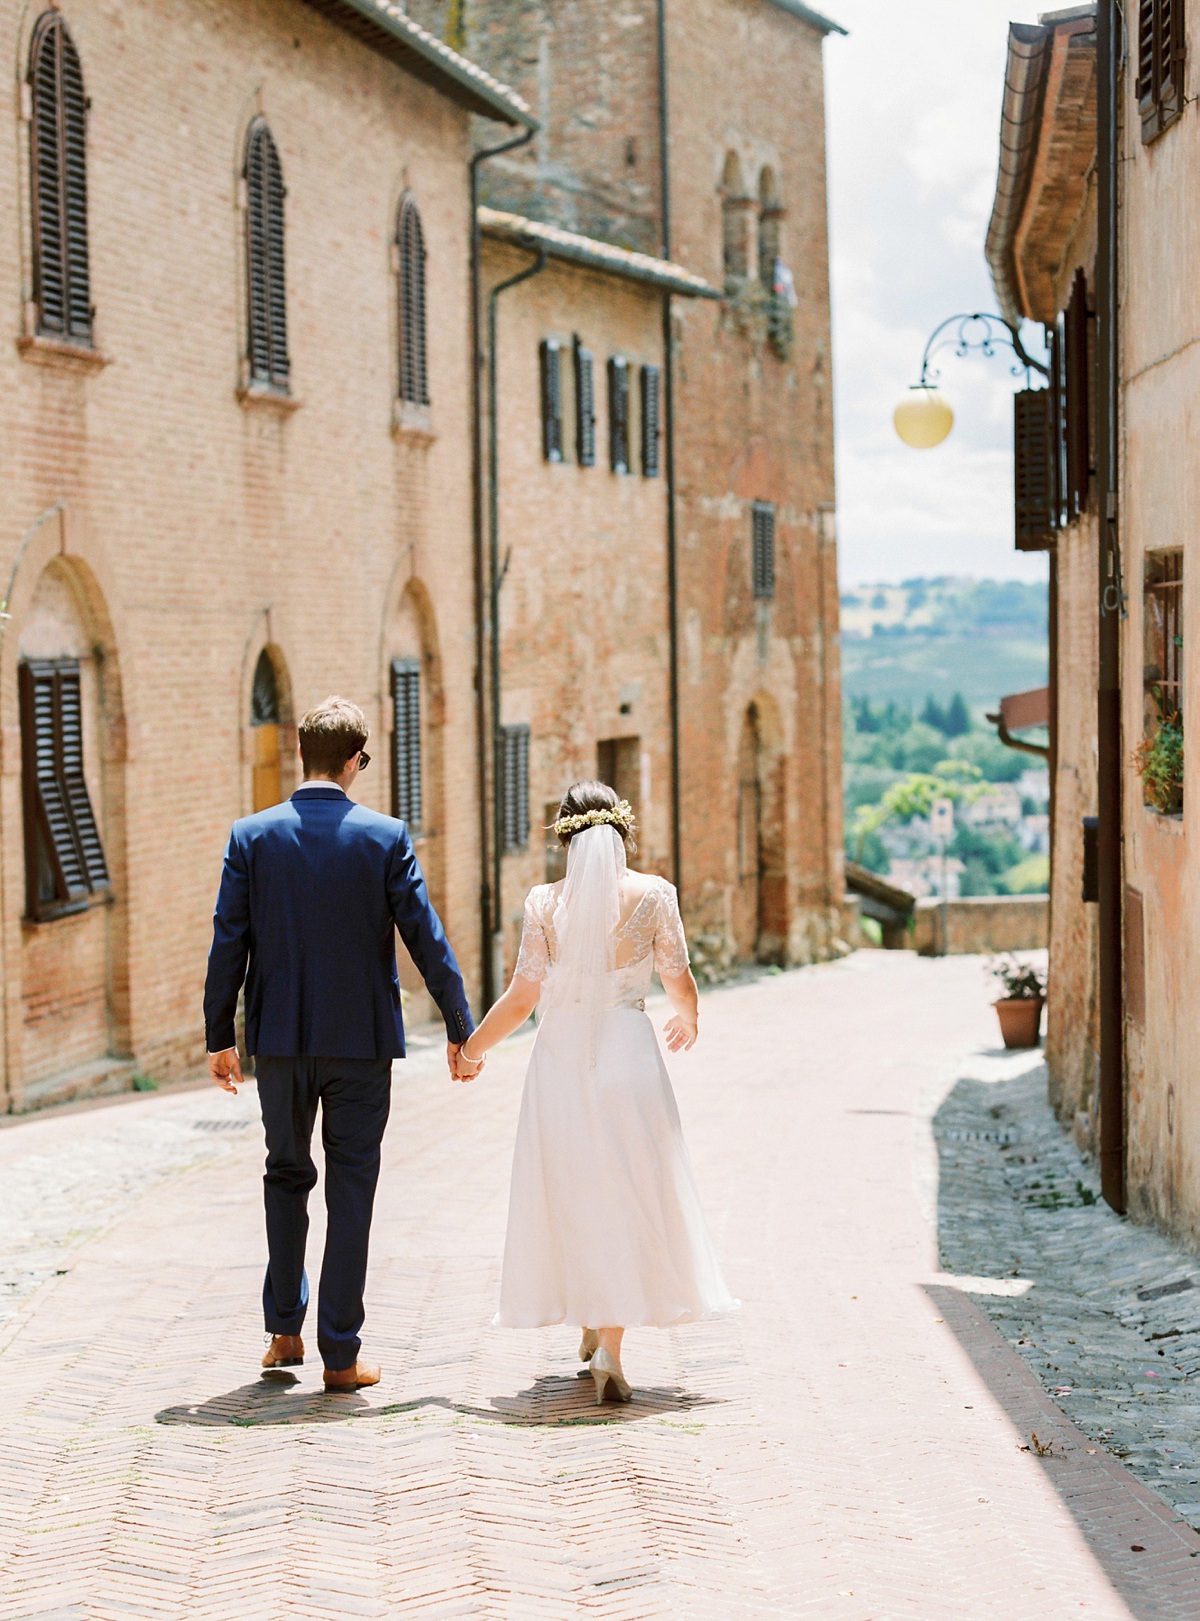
825, 0, 1049, 587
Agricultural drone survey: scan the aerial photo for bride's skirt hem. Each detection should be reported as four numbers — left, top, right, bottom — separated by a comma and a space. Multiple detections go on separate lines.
492, 1299, 740, 1330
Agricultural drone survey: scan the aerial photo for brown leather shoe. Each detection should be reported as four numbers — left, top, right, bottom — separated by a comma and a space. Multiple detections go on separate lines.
262, 1334, 304, 1370
322, 1360, 381, 1390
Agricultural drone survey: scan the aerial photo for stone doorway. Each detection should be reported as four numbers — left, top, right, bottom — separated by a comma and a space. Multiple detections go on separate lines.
733, 700, 787, 963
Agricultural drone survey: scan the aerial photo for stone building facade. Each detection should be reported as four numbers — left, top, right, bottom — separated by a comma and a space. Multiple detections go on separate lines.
0, 0, 529, 1108
988, 0, 1200, 1249
434, 0, 847, 974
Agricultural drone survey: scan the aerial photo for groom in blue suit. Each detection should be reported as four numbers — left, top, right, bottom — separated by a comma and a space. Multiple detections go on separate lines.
203, 695, 474, 1389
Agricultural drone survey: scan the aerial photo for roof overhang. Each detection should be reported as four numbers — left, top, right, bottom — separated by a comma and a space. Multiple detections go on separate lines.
298, 0, 536, 126
762, 0, 848, 37
985, 6, 1096, 324
479, 208, 721, 299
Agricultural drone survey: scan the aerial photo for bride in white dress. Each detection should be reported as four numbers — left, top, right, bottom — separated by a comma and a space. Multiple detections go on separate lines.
453, 781, 735, 1403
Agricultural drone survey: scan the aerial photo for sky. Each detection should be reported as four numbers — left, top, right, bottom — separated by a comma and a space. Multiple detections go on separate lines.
823, 0, 1050, 590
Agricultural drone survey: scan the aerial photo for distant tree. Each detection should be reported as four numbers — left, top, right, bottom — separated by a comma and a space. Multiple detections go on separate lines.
849, 760, 986, 861
920, 694, 946, 732
852, 695, 880, 733
943, 692, 970, 737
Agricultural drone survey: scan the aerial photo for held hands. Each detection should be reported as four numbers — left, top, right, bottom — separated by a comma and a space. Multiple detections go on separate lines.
209, 1047, 244, 1094
448, 1041, 486, 1083
663, 1014, 698, 1054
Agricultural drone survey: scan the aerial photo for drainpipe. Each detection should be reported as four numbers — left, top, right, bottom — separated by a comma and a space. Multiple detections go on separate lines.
1095, 0, 1125, 1213
656, 0, 682, 897
487, 243, 548, 995
470, 125, 535, 1007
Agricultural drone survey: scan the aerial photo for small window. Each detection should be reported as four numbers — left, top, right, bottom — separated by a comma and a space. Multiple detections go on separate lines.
397, 195, 429, 406
721, 151, 750, 284
1013, 389, 1056, 551
640, 365, 661, 478
608, 356, 630, 474
29, 14, 92, 344
574, 336, 596, 467
244, 119, 289, 391
596, 736, 641, 827
19, 659, 109, 918
251, 650, 283, 813
758, 167, 781, 286
501, 724, 530, 853
1138, 0, 1186, 143
391, 657, 422, 830
540, 339, 563, 462
751, 503, 776, 600
1141, 552, 1183, 813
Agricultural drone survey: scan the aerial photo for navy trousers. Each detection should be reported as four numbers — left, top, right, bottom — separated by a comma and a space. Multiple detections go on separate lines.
255, 1055, 392, 1372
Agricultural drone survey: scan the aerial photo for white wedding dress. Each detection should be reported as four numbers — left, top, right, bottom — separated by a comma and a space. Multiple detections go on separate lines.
497, 824, 736, 1329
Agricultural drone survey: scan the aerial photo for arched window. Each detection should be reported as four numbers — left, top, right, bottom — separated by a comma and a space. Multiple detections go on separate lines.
721, 151, 750, 285
250, 648, 285, 811
397, 194, 429, 406
758, 167, 782, 287
29, 14, 91, 344
244, 120, 289, 392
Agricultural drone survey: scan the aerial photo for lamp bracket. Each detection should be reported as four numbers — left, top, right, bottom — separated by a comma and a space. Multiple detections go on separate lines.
917, 312, 1049, 388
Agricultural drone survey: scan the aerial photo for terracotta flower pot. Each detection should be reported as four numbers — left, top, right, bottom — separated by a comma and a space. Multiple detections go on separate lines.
994, 996, 1044, 1049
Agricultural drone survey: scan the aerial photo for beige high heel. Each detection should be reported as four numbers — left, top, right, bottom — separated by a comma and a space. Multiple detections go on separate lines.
590, 1346, 632, 1404
578, 1329, 599, 1363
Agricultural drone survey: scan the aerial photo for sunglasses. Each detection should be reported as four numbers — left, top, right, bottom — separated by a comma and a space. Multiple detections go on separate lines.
357, 750, 371, 771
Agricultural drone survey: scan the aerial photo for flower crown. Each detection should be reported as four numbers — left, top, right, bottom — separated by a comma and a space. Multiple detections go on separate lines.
551, 800, 636, 837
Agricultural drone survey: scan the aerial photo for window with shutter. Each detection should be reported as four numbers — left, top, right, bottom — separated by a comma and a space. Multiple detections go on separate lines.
608, 356, 630, 474
751, 503, 776, 600
574, 337, 596, 466
391, 658, 422, 830
540, 340, 564, 462
501, 724, 530, 853
1064, 269, 1090, 522
1013, 389, 1057, 551
1137, 0, 1186, 142
29, 14, 91, 345
640, 365, 661, 477
397, 195, 429, 407
244, 120, 289, 391
19, 659, 109, 919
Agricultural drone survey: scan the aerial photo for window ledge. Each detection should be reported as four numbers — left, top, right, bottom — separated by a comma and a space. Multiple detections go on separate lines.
1143, 803, 1184, 832
23, 887, 113, 926
238, 383, 302, 415
18, 334, 111, 374
392, 400, 435, 444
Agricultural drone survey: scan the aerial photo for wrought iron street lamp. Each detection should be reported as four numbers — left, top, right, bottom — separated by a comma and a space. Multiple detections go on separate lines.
893, 311, 1048, 449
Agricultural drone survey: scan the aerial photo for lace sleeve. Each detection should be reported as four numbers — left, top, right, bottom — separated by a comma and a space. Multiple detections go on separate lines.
652, 882, 690, 977
514, 890, 552, 983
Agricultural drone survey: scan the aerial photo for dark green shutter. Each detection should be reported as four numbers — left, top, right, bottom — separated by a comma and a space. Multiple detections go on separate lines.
640, 365, 661, 477
398, 196, 429, 406
19, 659, 109, 917
752, 503, 775, 600
540, 340, 563, 462
608, 356, 629, 473
501, 725, 530, 852
574, 337, 596, 466
30, 14, 91, 344
391, 658, 421, 830
1014, 389, 1057, 551
245, 121, 289, 390
1064, 269, 1090, 521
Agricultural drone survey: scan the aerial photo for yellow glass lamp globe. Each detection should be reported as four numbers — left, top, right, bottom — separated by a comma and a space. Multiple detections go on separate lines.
893, 386, 954, 449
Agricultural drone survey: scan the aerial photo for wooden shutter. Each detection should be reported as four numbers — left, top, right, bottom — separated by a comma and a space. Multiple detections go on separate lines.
573, 337, 596, 466
1138, 0, 1186, 141
640, 365, 661, 477
19, 659, 108, 917
1014, 389, 1057, 551
1064, 269, 1090, 522
390, 658, 422, 830
398, 196, 429, 406
245, 120, 289, 390
29, 14, 91, 344
540, 340, 563, 462
501, 724, 530, 853
608, 356, 629, 474
752, 502, 776, 600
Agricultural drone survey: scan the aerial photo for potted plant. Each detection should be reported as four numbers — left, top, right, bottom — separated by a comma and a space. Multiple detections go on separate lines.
1132, 702, 1183, 815
989, 954, 1047, 1049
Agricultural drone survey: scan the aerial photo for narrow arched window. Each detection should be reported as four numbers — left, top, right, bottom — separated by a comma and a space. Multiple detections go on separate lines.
758, 167, 782, 287
397, 194, 429, 406
244, 119, 289, 392
721, 151, 750, 285
29, 14, 91, 344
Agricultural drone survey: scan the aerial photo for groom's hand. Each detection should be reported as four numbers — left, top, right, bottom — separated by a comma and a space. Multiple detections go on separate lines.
209, 1047, 244, 1094
448, 1042, 484, 1082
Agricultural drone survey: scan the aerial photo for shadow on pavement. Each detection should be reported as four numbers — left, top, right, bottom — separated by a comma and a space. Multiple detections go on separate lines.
156, 1371, 723, 1429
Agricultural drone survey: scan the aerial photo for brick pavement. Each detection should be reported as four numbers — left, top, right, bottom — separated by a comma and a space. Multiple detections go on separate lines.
1, 953, 1199, 1618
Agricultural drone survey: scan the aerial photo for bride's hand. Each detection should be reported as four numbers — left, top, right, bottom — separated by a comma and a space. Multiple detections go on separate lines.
663, 1014, 697, 1053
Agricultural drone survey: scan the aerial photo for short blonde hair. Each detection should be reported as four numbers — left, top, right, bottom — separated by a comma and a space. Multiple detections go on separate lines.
298, 696, 368, 777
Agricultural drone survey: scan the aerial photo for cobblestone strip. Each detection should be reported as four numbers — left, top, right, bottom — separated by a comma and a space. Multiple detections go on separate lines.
933, 1050, 1200, 1535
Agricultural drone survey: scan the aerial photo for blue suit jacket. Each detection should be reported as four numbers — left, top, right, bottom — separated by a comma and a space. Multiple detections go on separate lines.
203, 787, 473, 1059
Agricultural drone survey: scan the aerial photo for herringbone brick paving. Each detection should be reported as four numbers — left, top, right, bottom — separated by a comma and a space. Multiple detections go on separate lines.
2, 954, 1199, 1617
